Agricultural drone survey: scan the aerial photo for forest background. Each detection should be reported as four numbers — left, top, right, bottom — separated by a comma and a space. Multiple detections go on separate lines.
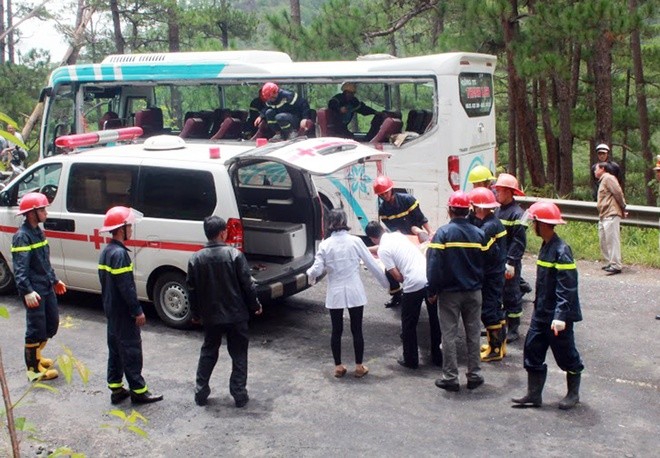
0, 0, 658, 204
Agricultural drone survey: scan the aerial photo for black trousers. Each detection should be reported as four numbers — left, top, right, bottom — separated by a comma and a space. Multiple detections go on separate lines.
503, 259, 523, 317
196, 321, 250, 402
329, 307, 364, 365
107, 317, 146, 392
523, 318, 584, 374
264, 109, 299, 136
25, 289, 59, 344
386, 270, 402, 294
401, 288, 442, 365
481, 271, 505, 327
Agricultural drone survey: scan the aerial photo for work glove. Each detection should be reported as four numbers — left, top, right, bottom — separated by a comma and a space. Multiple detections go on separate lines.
504, 263, 515, 280
307, 274, 316, 286
54, 280, 67, 295
551, 320, 566, 336
24, 291, 41, 308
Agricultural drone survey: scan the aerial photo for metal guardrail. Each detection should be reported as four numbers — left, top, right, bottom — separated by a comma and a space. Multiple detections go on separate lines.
516, 196, 660, 228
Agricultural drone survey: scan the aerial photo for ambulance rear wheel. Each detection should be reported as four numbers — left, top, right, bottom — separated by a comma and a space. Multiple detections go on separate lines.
153, 271, 192, 329
0, 255, 15, 294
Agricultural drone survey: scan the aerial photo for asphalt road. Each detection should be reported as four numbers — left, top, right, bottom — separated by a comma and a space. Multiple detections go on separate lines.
0, 255, 658, 457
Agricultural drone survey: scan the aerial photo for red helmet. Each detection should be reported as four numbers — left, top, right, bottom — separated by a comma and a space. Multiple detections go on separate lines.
527, 201, 566, 225
100, 206, 143, 233
447, 190, 470, 209
373, 175, 394, 195
260, 82, 279, 101
493, 173, 525, 196
17, 192, 49, 215
469, 187, 500, 208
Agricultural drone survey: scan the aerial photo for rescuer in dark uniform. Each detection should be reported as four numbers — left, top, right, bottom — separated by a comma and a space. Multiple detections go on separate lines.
373, 174, 432, 308
468, 187, 508, 362
493, 173, 527, 343
98, 206, 163, 405
427, 191, 490, 392
254, 82, 313, 140
327, 82, 382, 140
512, 201, 583, 410
12, 192, 67, 381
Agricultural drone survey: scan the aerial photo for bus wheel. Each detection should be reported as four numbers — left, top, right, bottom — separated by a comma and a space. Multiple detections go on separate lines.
0, 255, 15, 294
153, 271, 192, 329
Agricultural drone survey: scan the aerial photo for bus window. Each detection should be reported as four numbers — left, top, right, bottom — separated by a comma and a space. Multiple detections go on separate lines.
459, 73, 493, 117
82, 86, 121, 132
43, 85, 74, 158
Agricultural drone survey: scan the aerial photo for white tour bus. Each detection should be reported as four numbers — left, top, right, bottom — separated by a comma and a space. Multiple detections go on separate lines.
39, 50, 497, 233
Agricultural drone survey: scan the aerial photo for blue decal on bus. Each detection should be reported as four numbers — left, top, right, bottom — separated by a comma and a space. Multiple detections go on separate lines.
327, 176, 370, 231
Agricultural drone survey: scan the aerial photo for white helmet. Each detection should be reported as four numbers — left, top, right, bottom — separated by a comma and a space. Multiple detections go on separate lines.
595, 143, 610, 153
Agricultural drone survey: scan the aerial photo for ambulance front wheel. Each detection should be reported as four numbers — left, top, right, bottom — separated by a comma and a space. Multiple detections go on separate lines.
153, 271, 192, 329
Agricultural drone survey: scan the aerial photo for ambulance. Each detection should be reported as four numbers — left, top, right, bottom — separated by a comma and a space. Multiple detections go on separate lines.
0, 131, 389, 328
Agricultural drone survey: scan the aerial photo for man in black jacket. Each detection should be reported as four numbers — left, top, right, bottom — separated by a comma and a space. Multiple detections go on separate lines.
98, 206, 163, 404
187, 216, 262, 407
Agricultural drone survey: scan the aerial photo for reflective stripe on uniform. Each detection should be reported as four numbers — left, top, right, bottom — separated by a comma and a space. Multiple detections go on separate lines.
380, 201, 420, 221
98, 263, 134, 275
428, 238, 494, 251
11, 240, 49, 252
108, 381, 124, 389
500, 219, 528, 227
536, 260, 576, 270
132, 385, 148, 394
494, 229, 507, 239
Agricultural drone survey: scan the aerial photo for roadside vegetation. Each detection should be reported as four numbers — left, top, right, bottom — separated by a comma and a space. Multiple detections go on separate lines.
526, 221, 660, 269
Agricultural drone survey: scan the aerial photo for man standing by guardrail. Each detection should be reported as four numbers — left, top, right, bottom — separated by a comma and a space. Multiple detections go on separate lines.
595, 163, 627, 275
653, 156, 660, 320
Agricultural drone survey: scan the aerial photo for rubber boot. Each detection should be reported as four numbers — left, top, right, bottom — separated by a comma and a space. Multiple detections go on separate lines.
506, 316, 521, 343
37, 340, 54, 369
500, 319, 508, 356
480, 324, 504, 362
25, 343, 58, 381
512, 369, 546, 408
558, 373, 581, 410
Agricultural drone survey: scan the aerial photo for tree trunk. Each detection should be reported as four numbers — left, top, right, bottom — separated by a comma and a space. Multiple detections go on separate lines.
539, 78, 557, 187
430, 3, 445, 47
7, 0, 14, 63
109, 0, 124, 53
0, 0, 5, 64
290, 0, 301, 28
168, 3, 182, 126
629, 0, 653, 204
592, 29, 613, 146
554, 74, 573, 196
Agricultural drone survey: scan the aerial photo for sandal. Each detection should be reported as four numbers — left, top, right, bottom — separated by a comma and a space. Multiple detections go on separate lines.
354, 365, 369, 378
334, 365, 347, 378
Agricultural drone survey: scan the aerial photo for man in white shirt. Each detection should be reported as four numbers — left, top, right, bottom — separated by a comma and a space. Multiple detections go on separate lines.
366, 221, 442, 368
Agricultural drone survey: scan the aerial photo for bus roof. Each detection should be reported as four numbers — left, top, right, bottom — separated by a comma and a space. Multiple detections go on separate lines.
47, 51, 496, 87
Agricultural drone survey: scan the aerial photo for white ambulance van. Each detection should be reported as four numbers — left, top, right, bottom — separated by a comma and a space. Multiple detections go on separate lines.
0, 134, 389, 328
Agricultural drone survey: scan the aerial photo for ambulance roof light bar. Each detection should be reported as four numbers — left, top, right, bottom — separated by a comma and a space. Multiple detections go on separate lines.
55, 127, 143, 150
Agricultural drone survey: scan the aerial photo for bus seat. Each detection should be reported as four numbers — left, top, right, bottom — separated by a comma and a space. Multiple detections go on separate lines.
103, 118, 124, 130
98, 111, 119, 130
421, 110, 433, 132
210, 108, 232, 135
250, 120, 274, 141
230, 110, 248, 122
370, 117, 403, 145
135, 107, 163, 137
179, 117, 209, 139
210, 117, 243, 140
315, 108, 342, 137
406, 110, 426, 134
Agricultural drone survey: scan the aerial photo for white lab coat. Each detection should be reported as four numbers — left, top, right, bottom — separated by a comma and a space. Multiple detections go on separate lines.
306, 230, 389, 309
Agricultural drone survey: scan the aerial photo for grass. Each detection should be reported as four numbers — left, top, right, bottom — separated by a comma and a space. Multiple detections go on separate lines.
525, 221, 660, 268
